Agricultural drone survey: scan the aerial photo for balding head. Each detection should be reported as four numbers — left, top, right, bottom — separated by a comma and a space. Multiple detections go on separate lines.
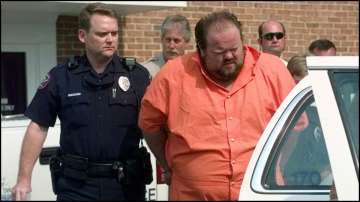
257, 20, 287, 57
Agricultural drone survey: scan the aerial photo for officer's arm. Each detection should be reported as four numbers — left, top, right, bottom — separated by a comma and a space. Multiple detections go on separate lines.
12, 121, 48, 201
143, 130, 171, 180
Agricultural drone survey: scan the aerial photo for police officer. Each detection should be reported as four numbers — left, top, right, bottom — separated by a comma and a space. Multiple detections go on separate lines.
11, 3, 150, 201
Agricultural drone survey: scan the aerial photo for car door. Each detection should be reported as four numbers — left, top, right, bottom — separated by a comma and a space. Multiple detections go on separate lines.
310, 68, 358, 200
239, 75, 334, 200
239, 56, 359, 201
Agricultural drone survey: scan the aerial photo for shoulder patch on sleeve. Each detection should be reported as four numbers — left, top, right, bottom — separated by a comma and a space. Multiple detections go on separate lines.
38, 73, 51, 89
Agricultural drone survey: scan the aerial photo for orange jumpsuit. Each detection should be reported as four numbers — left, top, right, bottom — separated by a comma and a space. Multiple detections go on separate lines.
139, 46, 295, 200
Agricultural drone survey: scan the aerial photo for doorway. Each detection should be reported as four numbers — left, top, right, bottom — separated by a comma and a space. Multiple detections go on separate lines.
1, 52, 27, 115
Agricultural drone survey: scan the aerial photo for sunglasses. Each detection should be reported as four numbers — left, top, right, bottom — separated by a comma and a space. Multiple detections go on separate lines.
262, 32, 285, 40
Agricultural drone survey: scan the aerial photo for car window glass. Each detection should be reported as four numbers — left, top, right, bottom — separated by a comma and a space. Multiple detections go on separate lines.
331, 71, 359, 162
264, 94, 332, 189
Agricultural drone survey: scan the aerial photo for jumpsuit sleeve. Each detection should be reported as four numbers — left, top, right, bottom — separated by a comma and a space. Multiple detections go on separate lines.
273, 62, 309, 132
270, 61, 309, 185
138, 66, 170, 134
271, 62, 296, 107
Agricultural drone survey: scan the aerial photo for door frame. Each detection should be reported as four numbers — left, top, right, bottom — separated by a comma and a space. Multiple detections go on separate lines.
1, 44, 39, 106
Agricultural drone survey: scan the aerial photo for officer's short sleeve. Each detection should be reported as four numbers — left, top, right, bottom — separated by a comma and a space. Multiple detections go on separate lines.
24, 67, 59, 127
134, 63, 151, 97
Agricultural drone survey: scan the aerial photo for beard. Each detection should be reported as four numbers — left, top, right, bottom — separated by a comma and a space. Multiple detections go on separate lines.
203, 56, 243, 84
216, 62, 242, 82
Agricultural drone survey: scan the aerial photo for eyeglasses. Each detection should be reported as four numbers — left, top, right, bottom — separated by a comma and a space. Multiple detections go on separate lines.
262, 32, 285, 40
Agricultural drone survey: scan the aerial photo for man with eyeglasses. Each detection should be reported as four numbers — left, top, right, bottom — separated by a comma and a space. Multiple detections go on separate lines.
258, 20, 288, 65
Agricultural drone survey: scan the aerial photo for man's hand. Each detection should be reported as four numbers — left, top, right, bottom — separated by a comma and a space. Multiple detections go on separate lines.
163, 169, 172, 185
11, 179, 31, 201
11, 121, 48, 201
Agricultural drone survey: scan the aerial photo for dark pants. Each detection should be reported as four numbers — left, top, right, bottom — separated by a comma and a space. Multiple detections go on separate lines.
56, 176, 145, 201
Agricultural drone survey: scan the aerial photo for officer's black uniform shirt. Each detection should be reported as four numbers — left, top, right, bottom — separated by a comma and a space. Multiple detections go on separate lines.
25, 55, 150, 162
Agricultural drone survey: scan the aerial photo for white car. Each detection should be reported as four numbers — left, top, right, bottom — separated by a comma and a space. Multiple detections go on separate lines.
1, 116, 60, 200
1, 116, 167, 200
239, 56, 358, 200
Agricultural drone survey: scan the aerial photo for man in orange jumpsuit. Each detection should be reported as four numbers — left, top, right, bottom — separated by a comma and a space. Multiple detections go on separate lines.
139, 11, 295, 200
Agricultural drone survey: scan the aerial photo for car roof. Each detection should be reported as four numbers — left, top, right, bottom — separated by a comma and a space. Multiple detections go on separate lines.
306, 56, 359, 70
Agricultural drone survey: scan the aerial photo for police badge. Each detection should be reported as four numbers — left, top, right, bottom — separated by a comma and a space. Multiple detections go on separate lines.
118, 76, 130, 91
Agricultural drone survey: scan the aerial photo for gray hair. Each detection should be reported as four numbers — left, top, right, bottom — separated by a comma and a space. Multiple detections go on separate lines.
161, 15, 191, 42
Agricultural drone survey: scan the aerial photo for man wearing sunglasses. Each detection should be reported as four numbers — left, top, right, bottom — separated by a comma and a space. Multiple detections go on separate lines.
258, 20, 288, 65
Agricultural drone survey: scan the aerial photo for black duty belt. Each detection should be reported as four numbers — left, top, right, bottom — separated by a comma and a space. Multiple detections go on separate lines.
59, 153, 125, 180
87, 162, 117, 177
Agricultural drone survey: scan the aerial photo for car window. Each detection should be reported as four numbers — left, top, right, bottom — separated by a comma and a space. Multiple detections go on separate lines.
330, 70, 359, 165
264, 93, 332, 189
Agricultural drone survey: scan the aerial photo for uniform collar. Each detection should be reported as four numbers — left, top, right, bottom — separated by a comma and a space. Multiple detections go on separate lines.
71, 55, 91, 74
72, 54, 128, 74
110, 55, 129, 74
156, 53, 166, 67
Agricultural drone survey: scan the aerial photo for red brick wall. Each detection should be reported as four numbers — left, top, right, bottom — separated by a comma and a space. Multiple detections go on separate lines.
57, 1, 359, 64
